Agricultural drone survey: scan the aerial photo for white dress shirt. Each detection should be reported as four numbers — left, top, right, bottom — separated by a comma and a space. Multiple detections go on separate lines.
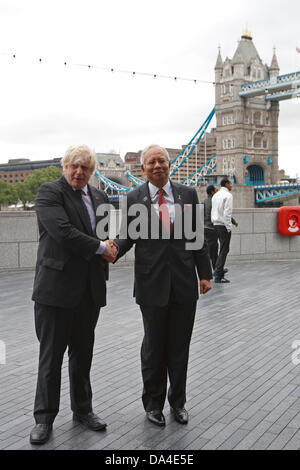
211, 186, 233, 232
148, 180, 175, 223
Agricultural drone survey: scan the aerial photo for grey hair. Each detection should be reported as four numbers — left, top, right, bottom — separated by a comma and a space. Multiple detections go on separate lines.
140, 144, 170, 165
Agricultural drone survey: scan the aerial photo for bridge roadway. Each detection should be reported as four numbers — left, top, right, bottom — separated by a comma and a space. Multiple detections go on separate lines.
0, 261, 300, 450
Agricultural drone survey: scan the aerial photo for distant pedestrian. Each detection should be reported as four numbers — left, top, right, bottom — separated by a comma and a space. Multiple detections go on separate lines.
211, 178, 238, 283
203, 185, 218, 270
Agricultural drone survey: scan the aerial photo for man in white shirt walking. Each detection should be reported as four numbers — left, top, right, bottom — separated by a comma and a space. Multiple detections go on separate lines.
211, 178, 237, 283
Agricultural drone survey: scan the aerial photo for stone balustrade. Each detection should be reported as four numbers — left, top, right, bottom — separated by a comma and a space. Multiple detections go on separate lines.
0, 208, 299, 271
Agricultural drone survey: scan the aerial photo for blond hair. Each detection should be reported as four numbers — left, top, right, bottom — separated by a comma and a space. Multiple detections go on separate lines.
61, 144, 97, 172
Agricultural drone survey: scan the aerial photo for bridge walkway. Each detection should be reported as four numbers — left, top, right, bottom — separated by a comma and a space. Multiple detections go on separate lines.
0, 261, 300, 450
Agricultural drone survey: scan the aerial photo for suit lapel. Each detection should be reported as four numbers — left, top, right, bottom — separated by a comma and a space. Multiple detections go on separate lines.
171, 181, 185, 211
137, 182, 151, 212
60, 176, 93, 235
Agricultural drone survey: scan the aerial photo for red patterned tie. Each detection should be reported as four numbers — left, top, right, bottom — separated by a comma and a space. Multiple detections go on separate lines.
158, 188, 171, 233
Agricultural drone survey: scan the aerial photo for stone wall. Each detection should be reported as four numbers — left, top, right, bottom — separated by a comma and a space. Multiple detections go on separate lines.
228, 208, 300, 261
0, 212, 38, 271
0, 208, 299, 271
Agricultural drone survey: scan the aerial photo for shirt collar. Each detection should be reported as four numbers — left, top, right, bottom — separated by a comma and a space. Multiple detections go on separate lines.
148, 180, 171, 198
72, 184, 88, 195
220, 186, 230, 193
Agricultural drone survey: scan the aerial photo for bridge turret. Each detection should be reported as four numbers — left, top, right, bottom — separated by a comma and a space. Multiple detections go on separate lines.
269, 48, 280, 77
214, 46, 223, 82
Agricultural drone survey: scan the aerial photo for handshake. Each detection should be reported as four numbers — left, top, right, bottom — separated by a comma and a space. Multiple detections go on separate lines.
101, 240, 118, 263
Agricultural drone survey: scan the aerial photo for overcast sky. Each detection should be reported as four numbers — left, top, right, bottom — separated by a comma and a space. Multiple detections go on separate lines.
0, 0, 299, 177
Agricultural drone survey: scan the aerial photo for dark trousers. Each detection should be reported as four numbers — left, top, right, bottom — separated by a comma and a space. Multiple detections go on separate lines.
204, 227, 218, 270
33, 289, 100, 424
214, 225, 231, 278
140, 297, 197, 412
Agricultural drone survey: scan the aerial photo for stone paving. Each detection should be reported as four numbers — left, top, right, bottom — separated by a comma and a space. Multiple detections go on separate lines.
0, 260, 300, 450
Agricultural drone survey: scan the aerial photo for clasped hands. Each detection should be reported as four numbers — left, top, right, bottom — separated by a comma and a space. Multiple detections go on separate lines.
101, 240, 118, 263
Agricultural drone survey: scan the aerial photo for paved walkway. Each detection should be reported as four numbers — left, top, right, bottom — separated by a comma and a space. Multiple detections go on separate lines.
0, 261, 300, 450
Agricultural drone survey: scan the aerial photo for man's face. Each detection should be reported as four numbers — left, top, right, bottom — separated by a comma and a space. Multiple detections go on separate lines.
225, 181, 233, 191
64, 161, 93, 189
212, 186, 218, 195
141, 147, 171, 188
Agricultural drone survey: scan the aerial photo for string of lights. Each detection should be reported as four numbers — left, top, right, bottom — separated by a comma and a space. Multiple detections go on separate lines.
0, 52, 215, 85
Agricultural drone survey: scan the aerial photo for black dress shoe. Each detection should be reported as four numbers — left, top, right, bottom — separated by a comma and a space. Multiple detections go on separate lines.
30, 424, 52, 445
146, 410, 166, 426
171, 407, 189, 424
215, 277, 230, 283
73, 412, 107, 431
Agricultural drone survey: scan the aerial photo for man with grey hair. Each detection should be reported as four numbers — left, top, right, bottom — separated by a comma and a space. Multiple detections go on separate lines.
114, 144, 212, 427
30, 144, 117, 445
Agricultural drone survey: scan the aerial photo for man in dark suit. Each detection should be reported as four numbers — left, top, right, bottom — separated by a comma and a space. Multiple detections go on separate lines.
114, 144, 212, 426
30, 144, 117, 445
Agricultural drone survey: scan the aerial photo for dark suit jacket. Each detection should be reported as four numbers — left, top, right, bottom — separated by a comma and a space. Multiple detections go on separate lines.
115, 181, 212, 307
32, 176, 109, 309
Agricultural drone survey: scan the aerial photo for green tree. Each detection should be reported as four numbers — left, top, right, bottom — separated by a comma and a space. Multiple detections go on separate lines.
0, 181, 18, 210
15, 166, 61, 209
25, 166, 61, 197
14, 182, 34, 209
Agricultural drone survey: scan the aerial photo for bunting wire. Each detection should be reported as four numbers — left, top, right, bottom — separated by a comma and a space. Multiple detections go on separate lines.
0, 52, 215, 85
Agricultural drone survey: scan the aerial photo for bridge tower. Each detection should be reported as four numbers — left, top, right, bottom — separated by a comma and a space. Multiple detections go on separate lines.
214, 28, 279, 186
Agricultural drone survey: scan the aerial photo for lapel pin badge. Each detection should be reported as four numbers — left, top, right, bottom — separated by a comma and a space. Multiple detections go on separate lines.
143, 196, 148, 202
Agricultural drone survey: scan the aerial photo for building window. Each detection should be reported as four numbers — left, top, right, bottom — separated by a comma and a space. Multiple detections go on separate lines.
222, 114, 235, 125
223, 139, 235, 149
254, 112, 261, 126
254, 133, 263, 148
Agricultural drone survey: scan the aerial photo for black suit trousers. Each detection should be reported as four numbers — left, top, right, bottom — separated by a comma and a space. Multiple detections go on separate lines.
204, 227, 218, 270
33, 287, 100, 424
214, 225, 232, 278
140, 296, 196, 412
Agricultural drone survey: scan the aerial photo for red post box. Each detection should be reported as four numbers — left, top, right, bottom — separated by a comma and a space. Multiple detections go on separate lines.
278, 206, 300, 236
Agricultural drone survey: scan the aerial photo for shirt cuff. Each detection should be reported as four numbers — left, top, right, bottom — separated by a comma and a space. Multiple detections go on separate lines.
96, 241, 106, 255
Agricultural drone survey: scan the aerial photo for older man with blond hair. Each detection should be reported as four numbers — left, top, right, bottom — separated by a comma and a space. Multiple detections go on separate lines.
30, 144, 116, 445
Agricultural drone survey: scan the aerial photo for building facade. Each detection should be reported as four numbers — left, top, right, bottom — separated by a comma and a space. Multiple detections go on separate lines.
0, 158, 62, 184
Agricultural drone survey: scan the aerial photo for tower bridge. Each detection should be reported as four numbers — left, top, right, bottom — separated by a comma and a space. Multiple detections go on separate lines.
95, 28, 300, 207
239, 71, 300, 101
